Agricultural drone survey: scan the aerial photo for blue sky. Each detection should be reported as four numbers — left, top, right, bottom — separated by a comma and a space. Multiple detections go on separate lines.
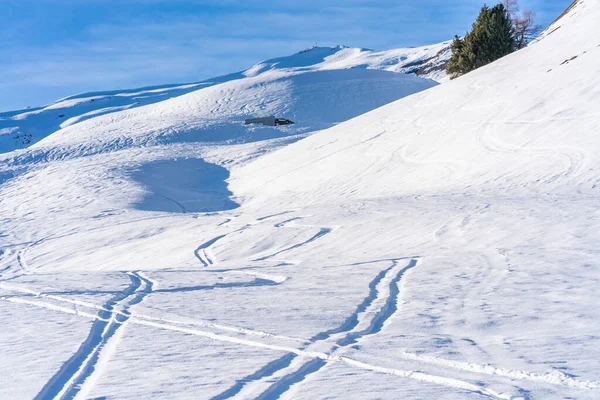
0, 0, 573, 111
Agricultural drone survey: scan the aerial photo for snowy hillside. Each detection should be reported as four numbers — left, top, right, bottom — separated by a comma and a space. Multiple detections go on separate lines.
1, 1, 600, 399
0, 41, 449, 153
244, 42, 451, 82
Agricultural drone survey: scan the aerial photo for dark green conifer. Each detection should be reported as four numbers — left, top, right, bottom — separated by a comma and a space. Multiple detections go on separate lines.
446, 4, 516, 79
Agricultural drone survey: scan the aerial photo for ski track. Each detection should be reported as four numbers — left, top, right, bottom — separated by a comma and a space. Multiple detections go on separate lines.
397, 144, 462, 182
396, 351, 599, 390
336, 259, 418, 346
194, 234, 227, 266
152, 277, 278, 293
476, 122, 586, 179
157, 194, 187, 214
32, 271, 153, 400
256, 211, 294, 221
129, 318, 516, 399
0, 274, 303, 345
309, 264, 394, 342
255, 358, 327, 400
211, 354, 298, 400
16, 239, 46, 274
338, 357, 513, 400
17, 249, 28, 272
216, 218, 232, 227
241, 258, 419, 399
274, 217, 303, 228
1, 217, 595, 399
2, 273, 598, 396
253, 228, 331, 262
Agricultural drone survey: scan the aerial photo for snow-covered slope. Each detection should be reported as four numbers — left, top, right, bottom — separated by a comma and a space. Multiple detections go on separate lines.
233, 0, 599, 203
244, 42, 451, 82
0, 42, 449, 154
0, 83, 208, 152
1, 1, 600, 399
21, 69, 434, 162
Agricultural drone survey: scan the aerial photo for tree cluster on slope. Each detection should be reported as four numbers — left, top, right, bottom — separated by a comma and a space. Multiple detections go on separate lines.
447, 0, 541, 79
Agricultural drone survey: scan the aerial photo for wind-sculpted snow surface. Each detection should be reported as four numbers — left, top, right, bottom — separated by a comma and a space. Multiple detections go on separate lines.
1, 0, 600, 399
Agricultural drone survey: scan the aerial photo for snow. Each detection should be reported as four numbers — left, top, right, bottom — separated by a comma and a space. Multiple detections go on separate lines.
1, 0, 600, 398
0, 42, 447, 154
244, 42, 451, 82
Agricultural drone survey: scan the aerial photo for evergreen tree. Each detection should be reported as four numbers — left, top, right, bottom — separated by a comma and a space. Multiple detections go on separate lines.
446, 36, 466, 78
446, 4, 516, 79
484, 5, 516, 59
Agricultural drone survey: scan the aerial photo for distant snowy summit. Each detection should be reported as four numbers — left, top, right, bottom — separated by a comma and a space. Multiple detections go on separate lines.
243, 42, 451, 83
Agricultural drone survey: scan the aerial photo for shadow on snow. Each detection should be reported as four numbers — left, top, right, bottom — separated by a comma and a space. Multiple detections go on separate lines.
128, 158, 239, 213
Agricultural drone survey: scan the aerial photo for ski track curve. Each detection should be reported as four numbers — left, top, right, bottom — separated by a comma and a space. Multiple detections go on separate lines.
256, 211, 294, 221
253, 228, 331, 262
209, 261, 398, 400
397, 144, 462, 183
206, 257, 521, 400
194, 234, 227, 266
335, 259, 418, 347
476, 122, 586, 180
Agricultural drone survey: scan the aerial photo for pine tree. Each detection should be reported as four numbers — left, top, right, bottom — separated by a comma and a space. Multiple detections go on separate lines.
446, 36, 465, 78
446, 4, 516, 79
484, 5, 516, 60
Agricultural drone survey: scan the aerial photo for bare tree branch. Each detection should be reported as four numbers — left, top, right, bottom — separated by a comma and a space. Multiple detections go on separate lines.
504, 0, 542, 49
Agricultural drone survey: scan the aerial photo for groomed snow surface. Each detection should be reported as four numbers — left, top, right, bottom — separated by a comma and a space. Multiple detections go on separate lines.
1, 1, 600, 399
